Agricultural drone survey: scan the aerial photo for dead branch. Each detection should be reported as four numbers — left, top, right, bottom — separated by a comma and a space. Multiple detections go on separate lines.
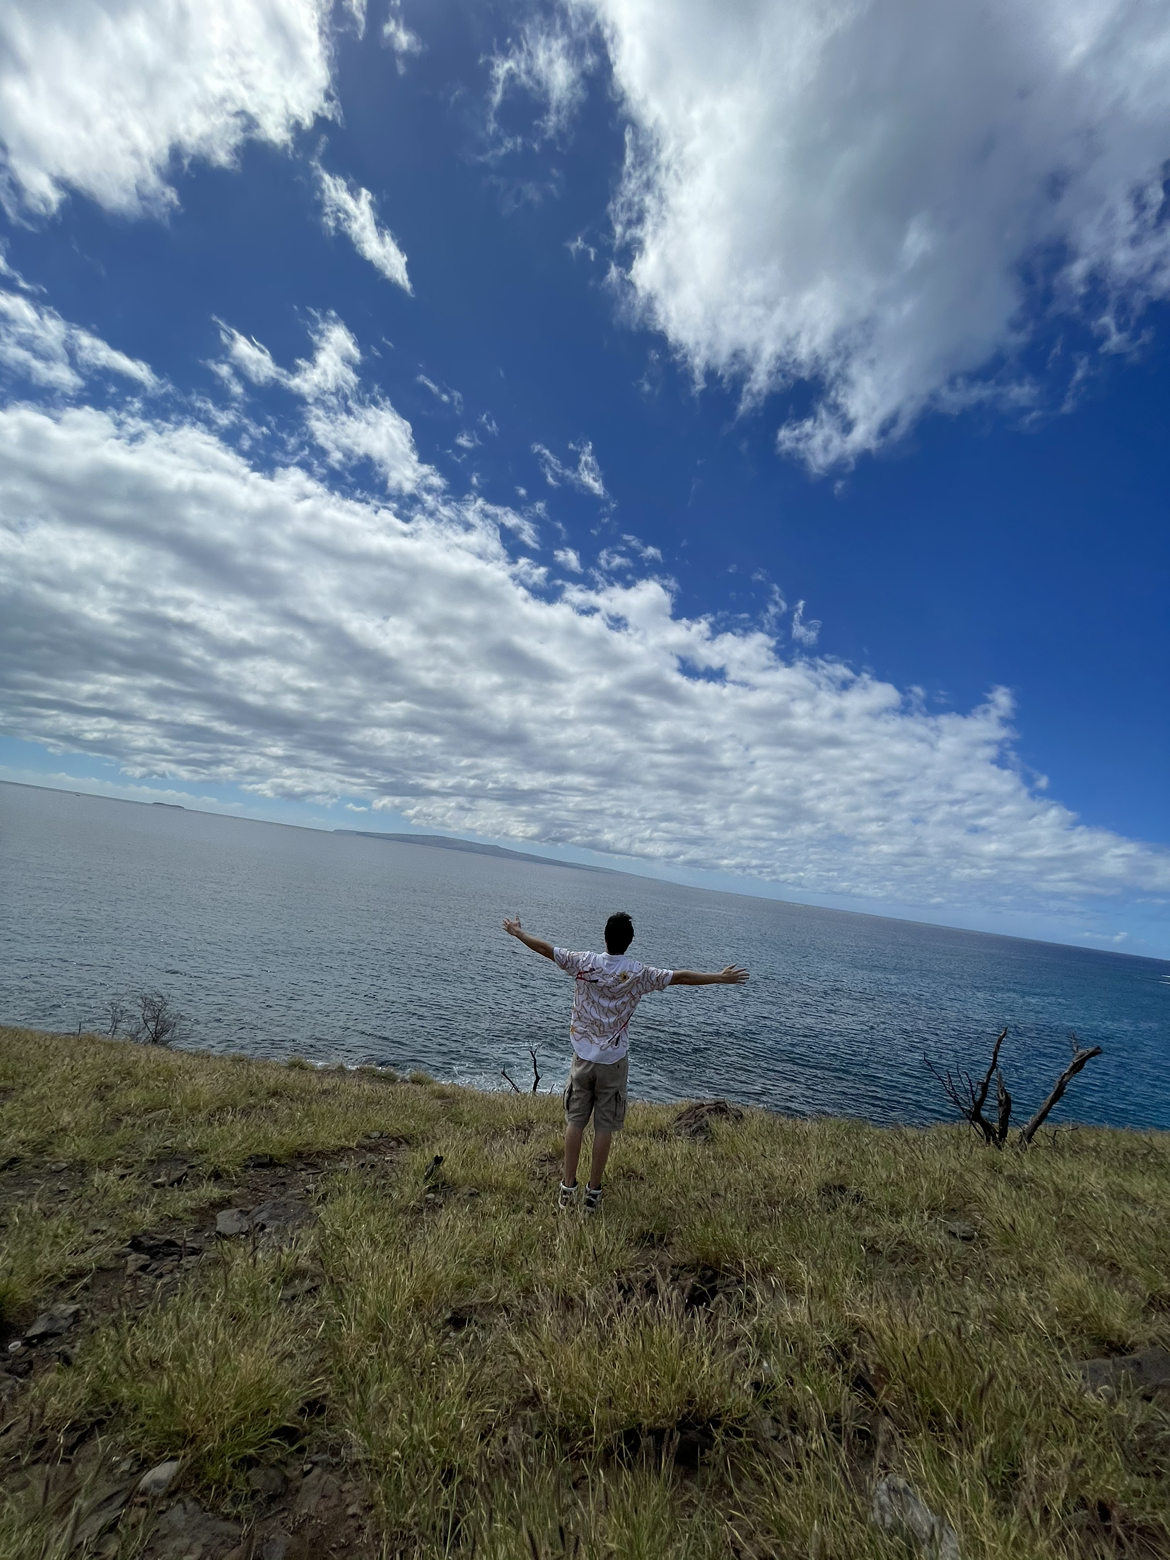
527, 1046, 541, 1094
924, 1028, 1007, 1144
501, 1067, 521, 1094
995, 1069, 1012, 1145
1018, 1033, 1102, 1147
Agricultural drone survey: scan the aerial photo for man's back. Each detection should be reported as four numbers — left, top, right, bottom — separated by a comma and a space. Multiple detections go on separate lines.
553, 946, 673, 1062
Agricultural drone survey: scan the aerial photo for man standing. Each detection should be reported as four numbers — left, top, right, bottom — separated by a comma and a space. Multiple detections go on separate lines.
503, 910, 749, 1212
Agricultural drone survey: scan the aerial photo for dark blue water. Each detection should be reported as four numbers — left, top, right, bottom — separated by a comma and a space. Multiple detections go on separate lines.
1, 781, 1167, 1128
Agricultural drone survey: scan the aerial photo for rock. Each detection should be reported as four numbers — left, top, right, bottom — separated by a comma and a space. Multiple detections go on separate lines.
71, 1478, 136, 1546
296, 1465, 341, 1518
129, 1231, 183, 1259
946, 1221, 977, 1242
260, 1532, 292, 1560
152, 1498, 241, 1558
215, 1208, 253, 1238
250, 1199, 313, 1249
126, 1252, 152, 1276
25, 1303, 80, 1341
247, 1465, 288, 1498
872, 1475, 960, 1559
244, 1153, 275, 1168
673, 1099, 745, 1140
137, 1459, 182, 1497
1077, 1346, 1170, 1400
279, 1275, 321, 1304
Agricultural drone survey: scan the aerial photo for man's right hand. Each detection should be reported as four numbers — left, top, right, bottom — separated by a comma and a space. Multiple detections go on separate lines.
719, 966, 749, 984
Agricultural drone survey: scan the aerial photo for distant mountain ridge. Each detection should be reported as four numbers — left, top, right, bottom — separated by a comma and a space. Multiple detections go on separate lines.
334, 829, 615, 874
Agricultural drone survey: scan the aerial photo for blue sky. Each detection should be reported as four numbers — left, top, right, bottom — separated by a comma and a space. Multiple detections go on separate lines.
1, 0, 1168, 955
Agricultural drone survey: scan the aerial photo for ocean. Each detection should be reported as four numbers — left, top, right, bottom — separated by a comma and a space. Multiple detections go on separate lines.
1, 780, 1167, 1129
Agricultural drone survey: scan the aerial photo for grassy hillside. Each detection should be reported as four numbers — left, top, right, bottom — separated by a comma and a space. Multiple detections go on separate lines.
1, 1026, 1167, 1559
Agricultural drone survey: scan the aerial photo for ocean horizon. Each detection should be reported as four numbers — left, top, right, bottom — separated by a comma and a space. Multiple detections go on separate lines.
2, 779, 1167, 1130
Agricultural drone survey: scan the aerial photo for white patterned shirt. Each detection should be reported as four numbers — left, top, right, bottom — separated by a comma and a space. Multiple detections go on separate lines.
553, 948, 674, 1063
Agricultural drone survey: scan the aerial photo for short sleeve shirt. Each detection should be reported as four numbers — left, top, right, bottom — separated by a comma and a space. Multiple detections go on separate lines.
553, 948, 673, 1063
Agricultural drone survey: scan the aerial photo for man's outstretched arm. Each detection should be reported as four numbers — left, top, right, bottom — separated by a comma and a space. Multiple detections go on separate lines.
669, 965, 749, 986
503, 915, 555, 961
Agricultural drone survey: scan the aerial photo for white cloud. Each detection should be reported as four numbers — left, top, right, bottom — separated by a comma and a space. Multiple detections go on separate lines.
487, 11, 595, 147
315, 164, 412, 292
554, 547, 583, 573
416, 374, 463, 413
790, 601, 821, 647
532, 438, 612, 502
0, 286, 158, 394
0, 1, 336, 218
382, 1, 422, 70
1, 391, 1168, 921
217, 314, 432, 493
623, 533, 662, 563
579, 0, 1170, 469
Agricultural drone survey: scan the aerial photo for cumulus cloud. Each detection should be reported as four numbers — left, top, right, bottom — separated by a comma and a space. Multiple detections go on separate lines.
578, 0, 1170, 468
532, 438, 611, 502
315, 164, 412, 291
0, 286, 158, 394
0, 1, 335, 218
1, 350, 1168, 918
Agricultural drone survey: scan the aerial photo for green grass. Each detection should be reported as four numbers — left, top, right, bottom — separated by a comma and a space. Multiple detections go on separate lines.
1, 1025, 1168, 1558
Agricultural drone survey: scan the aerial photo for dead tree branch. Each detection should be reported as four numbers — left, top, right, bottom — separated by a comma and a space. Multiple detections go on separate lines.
924, 1028, 1008, 1145
501, 1067, 521, 1094
1018, 1033, 1102, 1147
527, 1047, 541, 1094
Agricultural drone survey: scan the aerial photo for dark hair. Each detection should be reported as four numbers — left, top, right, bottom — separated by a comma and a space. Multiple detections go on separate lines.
604, 911, 634, 955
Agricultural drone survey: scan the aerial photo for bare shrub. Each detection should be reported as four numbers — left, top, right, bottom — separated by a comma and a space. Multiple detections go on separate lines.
106, 990, 186, 1047
926, 1029, 1102, 1148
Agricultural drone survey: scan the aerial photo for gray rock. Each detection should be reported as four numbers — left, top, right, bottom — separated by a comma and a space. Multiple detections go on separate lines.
152, 1498, 241, 1558
872, 1474, 960, 1559
247, 1465, 288, 1498
137, 1459, 181, 1497
946, 1221, 977, 1242
296, 1465, 341, 1517
25, 1303, 80, 1340
260, 1531, 292, 1560
1077, 1346, 1170, 1400
215, 1208, 252, 1237
250, 1199, 313, 1249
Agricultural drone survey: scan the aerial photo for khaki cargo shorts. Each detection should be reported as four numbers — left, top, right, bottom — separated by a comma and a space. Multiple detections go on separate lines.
563, 1052, 629, 1133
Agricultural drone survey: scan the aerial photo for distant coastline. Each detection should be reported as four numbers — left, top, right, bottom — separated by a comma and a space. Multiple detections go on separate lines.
335, 828, 616, 874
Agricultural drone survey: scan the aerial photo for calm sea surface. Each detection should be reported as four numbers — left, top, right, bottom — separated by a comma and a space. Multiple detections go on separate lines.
1, 781, 1167, 1128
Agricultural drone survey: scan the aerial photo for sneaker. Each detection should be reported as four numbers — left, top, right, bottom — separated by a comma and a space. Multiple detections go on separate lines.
583, 1184, 603, 1215
557, 1180, 577, 1209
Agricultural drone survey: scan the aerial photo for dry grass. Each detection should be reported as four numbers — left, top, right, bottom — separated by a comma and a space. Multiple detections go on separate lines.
1, 1025, 1168, 1559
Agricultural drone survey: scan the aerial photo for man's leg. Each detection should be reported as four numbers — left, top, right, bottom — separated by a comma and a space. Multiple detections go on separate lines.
563, 1123, 585, 1187
588, 1128, 613, 1189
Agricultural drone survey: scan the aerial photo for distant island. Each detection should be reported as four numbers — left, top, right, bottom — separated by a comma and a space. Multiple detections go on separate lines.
336, 828, 614, 874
